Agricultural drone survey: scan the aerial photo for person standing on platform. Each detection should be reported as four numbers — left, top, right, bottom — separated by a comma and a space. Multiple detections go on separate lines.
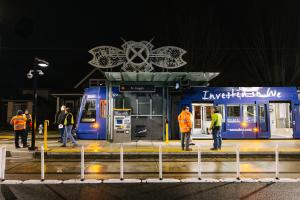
23, 109, 32, 147
208, 106, 223, 150
62, 107, 78, 147
55, 105, 66, 143
10, 110, 27, 148
178, 106, 193, 151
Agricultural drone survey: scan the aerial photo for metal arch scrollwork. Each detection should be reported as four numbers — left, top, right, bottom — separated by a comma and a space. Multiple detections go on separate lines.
150, 46, 187, 69
88, 46, 126, 69
88, 40, 187, 72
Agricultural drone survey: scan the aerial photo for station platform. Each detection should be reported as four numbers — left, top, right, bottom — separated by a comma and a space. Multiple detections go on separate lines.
6, 139, 300, 159
1, 131, 300, 159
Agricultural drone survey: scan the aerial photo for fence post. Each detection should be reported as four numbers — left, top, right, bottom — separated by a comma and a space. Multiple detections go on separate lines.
120, 144, 124, 180
198, 145, 202, 180
41, 145, 45, 181
159, 144, 163, 180
44, 120, 49, 151
81, 146, 85, 181
2, 146, 6, 181
0, 147, 2, 181
0, 146, 6, 181
275, 144, 279, 180
236, 145, 240, 180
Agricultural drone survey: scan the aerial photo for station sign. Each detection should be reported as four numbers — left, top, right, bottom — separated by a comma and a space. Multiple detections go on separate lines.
119, 85, 155, 92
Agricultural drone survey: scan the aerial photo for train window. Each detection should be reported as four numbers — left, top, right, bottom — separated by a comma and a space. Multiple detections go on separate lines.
243, 105, 256, 123
100, 100, 107, 118
205, 106, 212, 120
227, 105, 241, 123
80, 99, 96, 123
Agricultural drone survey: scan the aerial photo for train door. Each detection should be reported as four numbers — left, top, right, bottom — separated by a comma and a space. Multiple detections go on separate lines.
192, 103, 213, 138
292, 104, 300, 138
269, 102, 293, 138
255, 102, 270, 138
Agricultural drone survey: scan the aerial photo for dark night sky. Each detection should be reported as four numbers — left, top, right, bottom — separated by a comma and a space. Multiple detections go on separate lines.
1, 0, 300, 96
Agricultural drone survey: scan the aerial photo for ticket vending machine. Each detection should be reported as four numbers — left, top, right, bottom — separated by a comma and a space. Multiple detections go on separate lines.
113, 109, 131, 143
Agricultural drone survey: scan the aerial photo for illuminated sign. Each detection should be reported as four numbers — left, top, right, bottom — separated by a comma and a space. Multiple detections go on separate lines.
202, 88, 282, 100
119, 85, 155, 92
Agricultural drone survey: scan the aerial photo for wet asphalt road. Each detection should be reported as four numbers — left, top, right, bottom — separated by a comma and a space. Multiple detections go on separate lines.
1, 182, 300, 200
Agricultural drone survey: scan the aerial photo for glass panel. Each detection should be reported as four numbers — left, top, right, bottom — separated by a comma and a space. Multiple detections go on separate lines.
227, 105, 241, 123
100, 100, 107, 118
218, 105, 225, 122
295, 105, 300, 132
258, 104, 268, 131
80, 99, 96, 123
124, 94, 137, 115
152, 94, 163, 115
138, 96, 150, 115
243, 105, 256, 123
194, 106, 201, 128
275, 103, 290, 128
205, 106, 212, 121
114, 96, 123, 109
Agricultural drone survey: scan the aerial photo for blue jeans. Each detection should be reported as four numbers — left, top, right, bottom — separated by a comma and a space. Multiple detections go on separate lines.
63, 125, 77, 145
212, 129, 222, 149
59, 127, 64, 142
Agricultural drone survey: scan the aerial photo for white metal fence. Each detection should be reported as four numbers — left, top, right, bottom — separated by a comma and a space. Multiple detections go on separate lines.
0, 144, 296, 184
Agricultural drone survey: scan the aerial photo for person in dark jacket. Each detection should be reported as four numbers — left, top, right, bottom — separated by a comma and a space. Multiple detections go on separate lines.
62, 107, 78, 147
56, 105, 66, 143
23, 109, 32, 147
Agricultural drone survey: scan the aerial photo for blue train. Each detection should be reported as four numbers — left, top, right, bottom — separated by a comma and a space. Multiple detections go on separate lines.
76, 86, 300, 140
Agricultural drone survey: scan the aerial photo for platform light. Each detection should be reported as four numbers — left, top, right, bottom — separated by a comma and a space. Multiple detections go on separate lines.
35, 57, 49, 68
252, 127, 259, 133
240, 121, 248, 128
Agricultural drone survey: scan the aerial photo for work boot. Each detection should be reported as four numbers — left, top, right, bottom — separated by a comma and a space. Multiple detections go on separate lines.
61, 144, 66, 147
72, 143, 79, 147
210, 148, 218, 151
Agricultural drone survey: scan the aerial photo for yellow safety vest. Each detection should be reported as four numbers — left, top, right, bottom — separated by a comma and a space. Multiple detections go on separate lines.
64, 113, 74, 125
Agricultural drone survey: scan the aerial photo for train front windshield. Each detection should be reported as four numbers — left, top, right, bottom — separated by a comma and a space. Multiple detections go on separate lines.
80, 98, 96, 123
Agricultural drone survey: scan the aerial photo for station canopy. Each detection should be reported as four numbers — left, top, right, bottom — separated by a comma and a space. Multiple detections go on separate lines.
105, 72, 219, 82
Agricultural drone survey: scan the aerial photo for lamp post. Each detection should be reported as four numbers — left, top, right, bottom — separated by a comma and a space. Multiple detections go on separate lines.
27, 57, 49, 151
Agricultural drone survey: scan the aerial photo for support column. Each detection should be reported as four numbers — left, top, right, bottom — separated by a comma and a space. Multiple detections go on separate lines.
7, 102, 14, 122
56, 97, 60, 113
162, 86, 166, 141
108, 82, 114, 142
27, 101, 33, 114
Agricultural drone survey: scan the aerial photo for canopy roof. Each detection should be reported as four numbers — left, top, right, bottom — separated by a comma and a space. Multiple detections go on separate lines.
105, 72, 219, 82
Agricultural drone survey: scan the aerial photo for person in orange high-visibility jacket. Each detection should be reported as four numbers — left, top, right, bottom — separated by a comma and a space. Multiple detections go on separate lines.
10, 110, 27, 148
178, 106, 193, 151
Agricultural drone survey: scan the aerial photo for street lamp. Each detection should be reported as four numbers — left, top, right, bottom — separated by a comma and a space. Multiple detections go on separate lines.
27, 57, 49, 151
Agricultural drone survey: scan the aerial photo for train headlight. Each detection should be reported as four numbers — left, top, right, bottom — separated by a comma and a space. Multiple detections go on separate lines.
91, 123, 100, 129
240, 121, 248, 128
252, 127, 259, 133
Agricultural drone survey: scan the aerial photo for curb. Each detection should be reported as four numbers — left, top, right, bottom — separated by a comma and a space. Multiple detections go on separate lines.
33, 152, 300, 160
0, 178, 300, 184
